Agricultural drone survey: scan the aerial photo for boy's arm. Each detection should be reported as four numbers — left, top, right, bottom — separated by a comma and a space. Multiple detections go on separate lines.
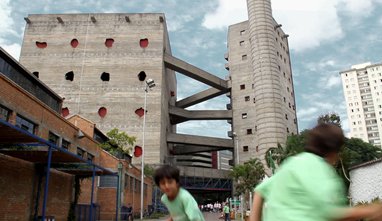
249, 192, 264, 221
334, 204, 382, 221
183, 197, 205, 221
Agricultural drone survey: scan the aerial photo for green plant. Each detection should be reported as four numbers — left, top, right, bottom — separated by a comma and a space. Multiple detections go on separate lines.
230, 158, 265, 196
144, 164, 155, 177
100, 128, 136, 158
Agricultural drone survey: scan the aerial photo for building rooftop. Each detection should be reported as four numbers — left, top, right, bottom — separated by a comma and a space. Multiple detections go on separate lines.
0, 47, 63, 112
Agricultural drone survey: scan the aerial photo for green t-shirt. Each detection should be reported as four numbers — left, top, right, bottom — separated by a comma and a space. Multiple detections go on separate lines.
255, 152, 347, 221
161, 188, 205, 221
223, 205, 230, 214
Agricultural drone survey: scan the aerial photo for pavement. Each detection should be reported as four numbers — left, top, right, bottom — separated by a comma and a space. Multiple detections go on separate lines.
145, 212, 223, 221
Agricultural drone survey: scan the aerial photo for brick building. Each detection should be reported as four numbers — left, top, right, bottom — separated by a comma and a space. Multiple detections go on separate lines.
0, 47, 152, 220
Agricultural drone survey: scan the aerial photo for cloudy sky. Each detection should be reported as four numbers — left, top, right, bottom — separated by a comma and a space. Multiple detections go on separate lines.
1, 0, 382, 138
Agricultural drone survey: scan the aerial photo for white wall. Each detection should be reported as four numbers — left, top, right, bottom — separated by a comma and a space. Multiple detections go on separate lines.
349, 160, 382, 204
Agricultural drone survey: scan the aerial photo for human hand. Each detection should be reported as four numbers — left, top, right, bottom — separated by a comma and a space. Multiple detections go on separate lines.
367, 203, 382, 221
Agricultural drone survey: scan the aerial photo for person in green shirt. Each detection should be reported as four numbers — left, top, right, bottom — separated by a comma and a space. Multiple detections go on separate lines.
223, 203, 230, 221
154, 165, 205, 221
250, 123, 382, 221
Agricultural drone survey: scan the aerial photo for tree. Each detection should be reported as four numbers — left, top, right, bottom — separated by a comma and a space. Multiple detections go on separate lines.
265, 131, 308, 174
144, 164, 155, 177
230, 158, 265, 196
317, 113, 341, 128
264, 114, 382, 189
100, 128, 136, 158
230, 158, 265, 212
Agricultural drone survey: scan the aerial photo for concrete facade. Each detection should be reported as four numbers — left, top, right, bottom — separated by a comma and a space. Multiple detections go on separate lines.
349, 159, 382, 204
19, 13, 177, 165
227, 0, 298, 164
340, 62, 382, 147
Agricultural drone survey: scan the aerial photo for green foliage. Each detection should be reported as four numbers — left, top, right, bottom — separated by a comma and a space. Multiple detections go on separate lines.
265, 113, 382, 189
317, 113, 342, 128
265, 131, 309, 173
230, 158, 265, 196
144, 164, 155, 177
100, 128, 136, 157
355, 197, 382, 206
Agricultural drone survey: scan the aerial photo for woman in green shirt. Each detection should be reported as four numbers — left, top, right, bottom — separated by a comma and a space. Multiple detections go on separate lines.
250, 123, 382, 221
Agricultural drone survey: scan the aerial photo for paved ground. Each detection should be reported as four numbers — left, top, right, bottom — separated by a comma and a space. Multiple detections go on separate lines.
145, 212, 222, 221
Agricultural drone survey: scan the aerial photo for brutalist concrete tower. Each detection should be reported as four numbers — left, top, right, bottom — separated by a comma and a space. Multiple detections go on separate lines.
19, 14, 176, 165
227, 0, 298, 164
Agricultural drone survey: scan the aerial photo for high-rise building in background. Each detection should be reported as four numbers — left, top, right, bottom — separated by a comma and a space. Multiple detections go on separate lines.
226, 0, 298, 164
340, 62, 382, 147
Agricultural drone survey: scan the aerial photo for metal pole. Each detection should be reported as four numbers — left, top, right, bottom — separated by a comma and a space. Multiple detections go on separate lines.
42, 146, 53, 220
235, 135, 240, 165
90, 166, 96, 221
240, 195, 244, 221
140, 86, 148, 220
116, 175, 120, 221
249, 191, 253, 212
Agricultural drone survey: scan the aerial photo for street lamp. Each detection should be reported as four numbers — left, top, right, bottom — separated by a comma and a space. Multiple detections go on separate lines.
140, 78, 155, 220
232, 132, 239, 165
232, 132, 243, 221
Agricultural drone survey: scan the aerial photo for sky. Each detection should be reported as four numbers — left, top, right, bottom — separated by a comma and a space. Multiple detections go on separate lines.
1, 0, 382, 138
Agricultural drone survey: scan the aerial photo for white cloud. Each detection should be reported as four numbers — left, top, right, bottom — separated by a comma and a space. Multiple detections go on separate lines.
0, 0, 21, 60
320, 74, 342, 89
338, 0, 373, 16
202, 0, 247, 30
2, 43, 21, 60
177, 120, 230, 138
297, 107, 319, 120
202, 0, 382, 52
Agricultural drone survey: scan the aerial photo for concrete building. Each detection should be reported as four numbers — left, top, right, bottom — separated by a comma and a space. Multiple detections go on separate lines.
19, 13, 234, 170
217, 150, 232, 170
19, 13, 177, 166
0, 47, 152, 220
226, 0, 298, 164
340, 62, 382, 147
349, 158, 382, 204
19, 13, 234, 202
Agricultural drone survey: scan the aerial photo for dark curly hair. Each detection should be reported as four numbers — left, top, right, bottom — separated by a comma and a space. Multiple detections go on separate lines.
153, 165, 180, 186
305, 123, 345, 157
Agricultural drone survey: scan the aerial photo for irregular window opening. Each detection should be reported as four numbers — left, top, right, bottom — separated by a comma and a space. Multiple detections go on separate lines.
105, 38, 114, 48
243, 146, 249, 152
134, 146, 143, 157
98, 107, 107, 118
240, 84, 245, 90
242, 113, 247, 119
65, 71, 74, 81
71, 39, 79, 48
140, 38, 149, 48
247, 129, 252, 134
62, 107, 70, 117
245, 96, 250, 102
36, 41, 47, 48
32, 71, 39, 78
101, 72, 110, 81
138, 71, 147, 81
170, 91, 175, 97
135, 108, 145, 118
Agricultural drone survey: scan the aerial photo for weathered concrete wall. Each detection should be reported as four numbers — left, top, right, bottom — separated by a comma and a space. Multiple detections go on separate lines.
349, 160, 382, 204
19, 13, 175, 165
227, 0, 297, 164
